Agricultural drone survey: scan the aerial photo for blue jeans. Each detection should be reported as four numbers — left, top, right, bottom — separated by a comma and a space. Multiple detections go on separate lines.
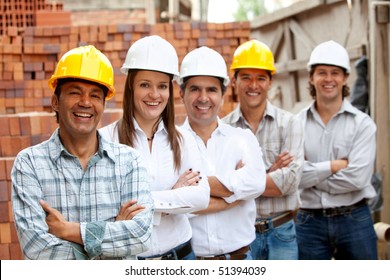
295, 204, 378, 260
250, 219, 298, 260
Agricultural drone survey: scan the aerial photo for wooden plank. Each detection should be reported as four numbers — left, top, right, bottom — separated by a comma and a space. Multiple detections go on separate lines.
269, 24, 284, 57
369, 0, 390, 259
283, 22, 298, 107
251, 0, 325, 29
288, 19, 317, 51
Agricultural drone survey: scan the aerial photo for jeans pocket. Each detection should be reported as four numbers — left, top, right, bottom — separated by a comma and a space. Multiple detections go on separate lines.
295, 210, 312, 225
273, 221, 296, 242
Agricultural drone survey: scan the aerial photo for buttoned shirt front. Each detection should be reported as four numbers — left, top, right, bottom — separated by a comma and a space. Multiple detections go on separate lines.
223, 101, 304, 216
12, 129, 153, 260
297, 99, 376, 208
100, 120, 210, 256
181, 118, 266, 256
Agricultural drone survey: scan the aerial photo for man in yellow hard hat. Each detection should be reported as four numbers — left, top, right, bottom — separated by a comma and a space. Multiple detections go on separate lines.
11, 45, 154, 259
296, 40, 377, 259
223, 40, 304, 260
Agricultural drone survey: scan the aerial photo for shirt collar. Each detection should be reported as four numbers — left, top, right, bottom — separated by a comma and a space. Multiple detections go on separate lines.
182, 117, 228, 137
134, 118, 167, 137
48, 128, 115, 163
229, 100, 275, 124
309, 99, 357, 117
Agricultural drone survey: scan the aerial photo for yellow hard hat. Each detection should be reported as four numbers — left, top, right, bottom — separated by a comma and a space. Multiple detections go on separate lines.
231, 40, 276, 74
48, 45, 115, 100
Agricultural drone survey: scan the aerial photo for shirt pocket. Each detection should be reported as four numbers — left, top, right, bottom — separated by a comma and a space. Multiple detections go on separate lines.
333, 139, 353, 159
262, 141, 281, 169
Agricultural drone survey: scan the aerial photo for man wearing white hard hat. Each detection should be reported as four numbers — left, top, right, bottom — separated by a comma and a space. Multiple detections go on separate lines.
296, 40, 378, 259
178, 46, 266, 260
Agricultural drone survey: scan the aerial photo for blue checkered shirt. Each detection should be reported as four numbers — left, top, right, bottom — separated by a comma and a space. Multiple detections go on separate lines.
12, 128, 153, 259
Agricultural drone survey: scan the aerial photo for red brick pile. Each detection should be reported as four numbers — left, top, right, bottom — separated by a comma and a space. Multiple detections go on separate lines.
0, 0, 70, 36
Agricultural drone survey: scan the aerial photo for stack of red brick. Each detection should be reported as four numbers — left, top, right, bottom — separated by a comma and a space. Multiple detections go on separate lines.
0, 20, 250, 259
0, 0, 70, 36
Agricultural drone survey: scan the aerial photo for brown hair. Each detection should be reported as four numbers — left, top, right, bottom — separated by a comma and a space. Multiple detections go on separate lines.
308, 66, 350, 99
118, 70, 182, 171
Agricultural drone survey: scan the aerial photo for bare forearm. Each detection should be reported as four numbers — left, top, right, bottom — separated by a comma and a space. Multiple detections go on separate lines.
195, 197, 239, 214
208, 176, 234, 197
58, 222, 83, 245
262, 174, 282, 197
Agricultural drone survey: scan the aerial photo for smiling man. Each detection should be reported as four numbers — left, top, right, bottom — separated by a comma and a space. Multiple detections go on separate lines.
178, 46, 266, 260
223, 40, 304, 260
296, 40, 378, 260
11, 45, 154, 259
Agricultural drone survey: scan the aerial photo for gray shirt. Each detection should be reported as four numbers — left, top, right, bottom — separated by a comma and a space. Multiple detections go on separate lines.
297, 99, 376, 209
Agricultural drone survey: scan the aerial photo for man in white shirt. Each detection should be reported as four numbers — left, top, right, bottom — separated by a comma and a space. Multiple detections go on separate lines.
177, 46, 266, 260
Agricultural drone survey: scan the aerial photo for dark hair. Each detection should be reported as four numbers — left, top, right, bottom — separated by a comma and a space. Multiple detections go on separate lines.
233, 69, 273, 80
179, 76, 227, 95
53, 78, 108, 122
308, 66, 350, 99
119, 70, 183, 171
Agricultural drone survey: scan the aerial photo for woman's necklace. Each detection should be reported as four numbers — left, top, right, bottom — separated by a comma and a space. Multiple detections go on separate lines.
147, 134, 154, 141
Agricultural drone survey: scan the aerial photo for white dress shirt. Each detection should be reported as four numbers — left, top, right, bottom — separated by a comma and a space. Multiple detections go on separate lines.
297, 99, 376, 209
100, 120, 210, 256
181, 118, 266, 256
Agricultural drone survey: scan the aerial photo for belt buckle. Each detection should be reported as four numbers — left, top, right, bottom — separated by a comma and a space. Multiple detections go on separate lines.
144, 252, 175, 260
257, 220, 271, 232
144, 256, 164, 260
161, 252, 175, 260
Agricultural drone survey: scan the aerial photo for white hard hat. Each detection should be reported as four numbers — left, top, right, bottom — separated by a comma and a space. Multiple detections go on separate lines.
121, 35, 179, 79
178, 46, 230, 86
307, 40, 350, 73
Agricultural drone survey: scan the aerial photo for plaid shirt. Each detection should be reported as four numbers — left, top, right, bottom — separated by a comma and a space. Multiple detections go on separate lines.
223, 101, 304, 216
12, 128, 153, 259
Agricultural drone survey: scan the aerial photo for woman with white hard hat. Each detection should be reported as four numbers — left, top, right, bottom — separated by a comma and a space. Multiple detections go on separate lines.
100, 35, 210, 260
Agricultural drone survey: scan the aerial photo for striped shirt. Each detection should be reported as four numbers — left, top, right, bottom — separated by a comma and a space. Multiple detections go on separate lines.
223, 101, 304, 217
12, 128, 153, 260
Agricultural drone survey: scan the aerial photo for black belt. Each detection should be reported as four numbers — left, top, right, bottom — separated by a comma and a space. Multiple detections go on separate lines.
196, 245, 250, 260
138, 240, 193, 260
255, 211, 293, 233
300, 199, 367, 217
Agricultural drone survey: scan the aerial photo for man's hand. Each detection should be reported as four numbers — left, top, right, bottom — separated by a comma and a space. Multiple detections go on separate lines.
268, 151, 293, 173
172, 169, 201, 189
40, 199, 82, 244
40, 199, 68, 238
235, 160, 245, 170
116, 200, 145, 221
331, 159, 348, 174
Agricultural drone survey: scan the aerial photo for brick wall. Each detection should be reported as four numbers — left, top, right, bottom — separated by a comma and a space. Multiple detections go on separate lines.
0, 21, 250, 259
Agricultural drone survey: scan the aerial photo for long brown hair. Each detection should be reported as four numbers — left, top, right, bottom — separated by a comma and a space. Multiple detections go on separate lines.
118, 70, 182, 171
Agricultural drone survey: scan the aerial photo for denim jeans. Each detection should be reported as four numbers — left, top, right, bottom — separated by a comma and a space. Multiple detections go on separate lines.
250, 219, 298, 260
295, 204, 378, 260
